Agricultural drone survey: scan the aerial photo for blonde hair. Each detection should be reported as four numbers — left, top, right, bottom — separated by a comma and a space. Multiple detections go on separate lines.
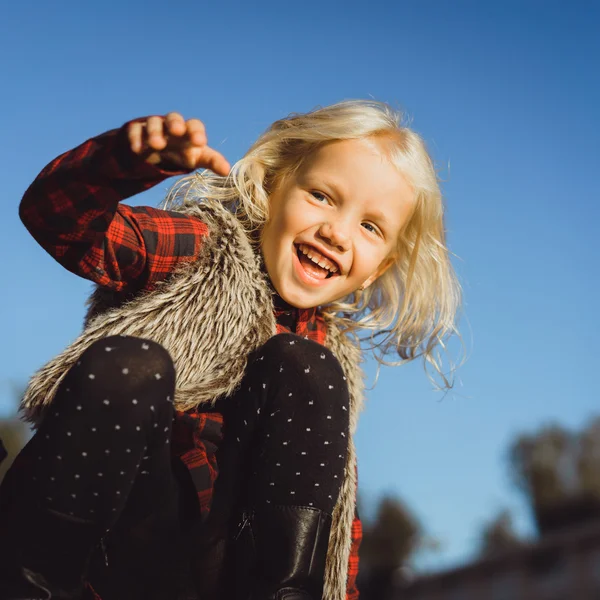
164, 100, 461, 388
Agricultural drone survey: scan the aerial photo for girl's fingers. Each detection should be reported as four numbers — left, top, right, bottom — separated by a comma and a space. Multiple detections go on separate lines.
145, 116, 167, 150
164, 112, 186, 137
127, 122, 144, 154
185, 119, 207, 147
198, 146, 231, 176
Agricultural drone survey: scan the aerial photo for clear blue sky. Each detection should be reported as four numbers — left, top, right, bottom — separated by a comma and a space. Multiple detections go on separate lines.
1, 0, 598, 573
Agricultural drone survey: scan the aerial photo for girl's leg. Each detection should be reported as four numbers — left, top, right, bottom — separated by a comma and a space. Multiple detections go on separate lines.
0, 336, 181, 599
210, 333, 350, 600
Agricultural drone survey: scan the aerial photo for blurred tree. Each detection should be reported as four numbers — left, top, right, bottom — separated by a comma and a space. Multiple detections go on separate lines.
358, 495, 422, 600
0, 386, 30, 485
508, 420, 600, 536
478, 509, 524, 558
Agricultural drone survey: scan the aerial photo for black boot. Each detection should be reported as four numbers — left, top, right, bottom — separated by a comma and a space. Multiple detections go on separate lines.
0, 507, 102, 600
231, 505, 332, 600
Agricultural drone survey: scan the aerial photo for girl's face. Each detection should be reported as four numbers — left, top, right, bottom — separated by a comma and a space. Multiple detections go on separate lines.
261, 137, 415, 309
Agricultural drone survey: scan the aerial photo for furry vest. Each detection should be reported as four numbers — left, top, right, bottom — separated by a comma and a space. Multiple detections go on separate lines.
21, 200, 365, 600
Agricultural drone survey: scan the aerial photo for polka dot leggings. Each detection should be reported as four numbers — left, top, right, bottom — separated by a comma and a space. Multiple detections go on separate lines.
24, 336, 177, 530
212, 333, 350, 519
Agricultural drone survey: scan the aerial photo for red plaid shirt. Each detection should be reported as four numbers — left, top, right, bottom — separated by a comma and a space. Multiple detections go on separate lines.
20, 122, 361, 598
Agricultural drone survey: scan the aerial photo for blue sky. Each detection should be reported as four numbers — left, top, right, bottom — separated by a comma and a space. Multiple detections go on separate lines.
1, 0, 598, 573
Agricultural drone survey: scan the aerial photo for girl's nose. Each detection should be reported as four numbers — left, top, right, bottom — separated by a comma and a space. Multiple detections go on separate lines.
318, 221, 351, 253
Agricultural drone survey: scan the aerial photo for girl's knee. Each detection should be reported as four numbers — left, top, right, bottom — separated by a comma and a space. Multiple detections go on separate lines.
76, 336, 174, 385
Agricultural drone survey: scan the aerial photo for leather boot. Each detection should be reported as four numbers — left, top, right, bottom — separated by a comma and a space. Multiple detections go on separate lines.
230, 505, 332, 600
0, 507, 102, 600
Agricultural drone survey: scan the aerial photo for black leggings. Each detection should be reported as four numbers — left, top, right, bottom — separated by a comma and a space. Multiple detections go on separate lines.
1, 333, 349, 597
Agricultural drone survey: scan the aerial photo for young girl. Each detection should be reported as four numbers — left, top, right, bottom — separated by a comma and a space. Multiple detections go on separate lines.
0, 101, 459, 600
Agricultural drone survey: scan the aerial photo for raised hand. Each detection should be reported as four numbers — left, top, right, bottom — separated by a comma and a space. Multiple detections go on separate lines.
127, 112, 230, 176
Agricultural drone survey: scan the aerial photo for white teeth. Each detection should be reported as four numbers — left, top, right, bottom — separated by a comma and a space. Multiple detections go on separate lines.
298, 244, 339, 273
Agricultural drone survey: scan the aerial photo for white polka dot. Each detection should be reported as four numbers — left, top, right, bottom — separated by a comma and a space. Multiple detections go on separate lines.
244, 420, 247, 426
91, 427, 97, 432
50, 477, 55, 481
290, 491, 296, 495
126, 449, 131, 453
289, 340, 295, 345
287, 418, 292, 422
141, 471, 149, 475
304, 367, 310, 373
309, 502, 313, 506
276, 463, 281, 467
71, 493, 76, 498
306, 428, 311, 432
328, 385, 334, 389
302, 451, 308, 456
153, 423, 158, 428
154, 373, 161, 380
164, 426, 169, 432
132, 399, 138, 404
142, 343, 150, 350
46, 496, 53, 501
116, 491, 121, 495
97, 473, 103, 477
136, 426, 141, 431
103, 399, 110, 405
328, 495, 332, 499
320, 353, 326, 359
75, 474, 80, 479
279, 366, 284, 372
56, 455, 62, 460
82, 452, 87, 457
324, 441, 329, 445
320, 463, 325, 467
66, 388, 70, 392
342, 406, 347, 411
339, 454, 343, 458
76, 405, 82, 411
334, 475, 338, 479
341, 432, 346, 437
115, 425, 121, 430
343, 376, 346, 381
150, 405, 155, 411
296, 472, 301, 476
105, 346, 113, 352
283, 442, 288, 445
105, 449, 110, 455
55, 411, 60, 417
262, 383, 266, 389
288, 392, 293, 397
88, 374, 95, 380
270, 482, 275, 486
76, 361, 81, 366
66, 431, 72, 436
327, 416, 332, 419
166, 396, 171, 402
257, 408, 261, 414
122, 368, 129, 375
93, 492, 99, 496
236, 437, 240, 442
309, 400, 314, 405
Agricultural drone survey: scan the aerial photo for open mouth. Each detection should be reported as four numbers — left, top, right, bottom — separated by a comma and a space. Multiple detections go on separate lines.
295, 244, 340, 280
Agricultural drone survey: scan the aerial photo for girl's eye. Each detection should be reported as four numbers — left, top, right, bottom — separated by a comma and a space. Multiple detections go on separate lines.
311, 191, 329, 204
362, 222, 381, 236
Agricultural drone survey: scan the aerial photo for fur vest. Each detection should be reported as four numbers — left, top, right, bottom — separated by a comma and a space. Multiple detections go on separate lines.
21, 199, 365, 600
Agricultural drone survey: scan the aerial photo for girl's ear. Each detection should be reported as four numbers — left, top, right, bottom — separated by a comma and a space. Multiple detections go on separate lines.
360, 255, 396, 291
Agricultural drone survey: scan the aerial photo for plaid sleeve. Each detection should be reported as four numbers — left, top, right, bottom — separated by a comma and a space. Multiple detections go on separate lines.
19, 121, 208, 292
346, 508, 363, 599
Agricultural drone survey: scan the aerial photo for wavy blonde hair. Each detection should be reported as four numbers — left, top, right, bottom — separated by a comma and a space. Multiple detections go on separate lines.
163, 100, 461, 388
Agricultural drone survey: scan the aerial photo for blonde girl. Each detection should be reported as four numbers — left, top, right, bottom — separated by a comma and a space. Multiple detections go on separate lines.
0, 101, 459, 600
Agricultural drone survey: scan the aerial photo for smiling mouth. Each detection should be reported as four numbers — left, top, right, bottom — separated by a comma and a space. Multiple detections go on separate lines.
295, 244, 340, 280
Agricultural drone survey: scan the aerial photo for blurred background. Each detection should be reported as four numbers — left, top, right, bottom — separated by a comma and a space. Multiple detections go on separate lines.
1, 1, 598, 598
